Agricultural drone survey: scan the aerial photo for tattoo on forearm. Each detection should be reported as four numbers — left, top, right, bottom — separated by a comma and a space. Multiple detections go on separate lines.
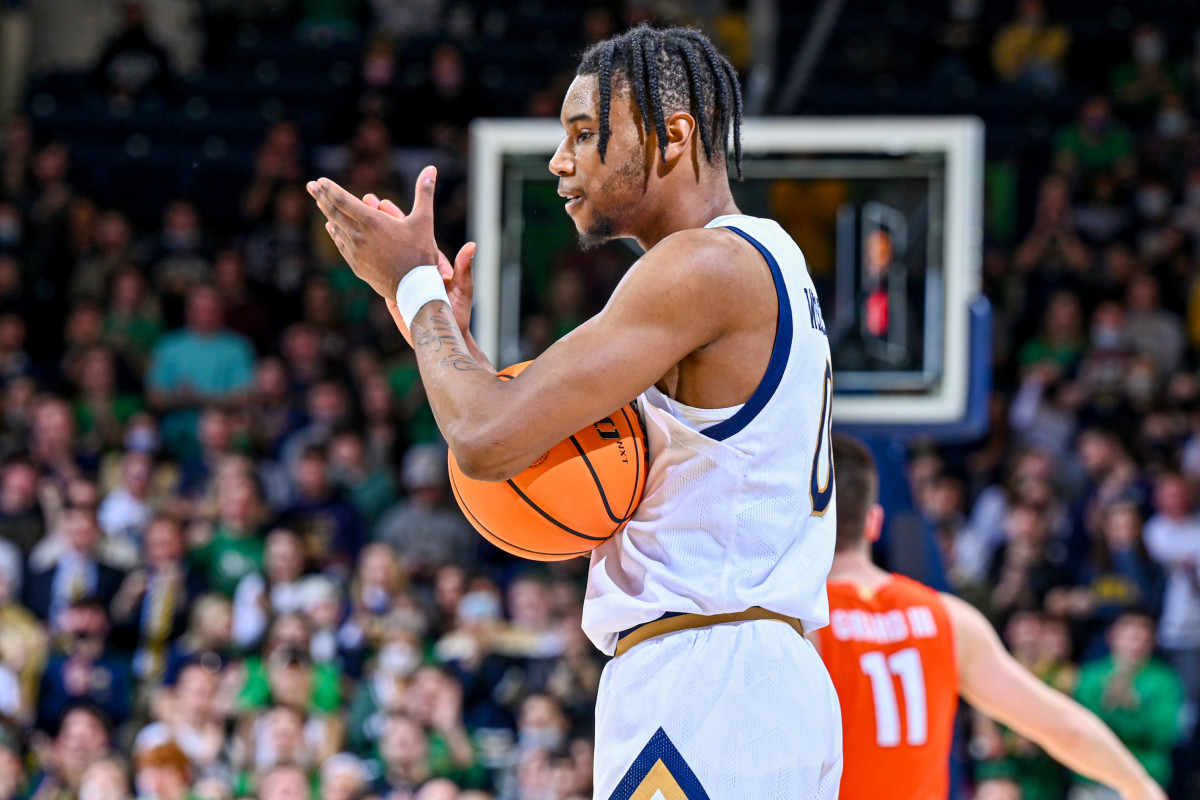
414, 310, 484, 372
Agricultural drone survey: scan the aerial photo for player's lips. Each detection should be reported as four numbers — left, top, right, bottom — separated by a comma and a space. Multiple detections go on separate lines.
558, 187, 584, 212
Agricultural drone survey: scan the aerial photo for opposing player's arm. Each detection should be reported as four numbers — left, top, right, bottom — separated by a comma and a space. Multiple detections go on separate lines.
407, 228, 745, 480
944, 593, 1165, 800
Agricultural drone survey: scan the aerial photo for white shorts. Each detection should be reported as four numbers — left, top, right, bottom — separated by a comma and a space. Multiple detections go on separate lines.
593, 618, 843, 800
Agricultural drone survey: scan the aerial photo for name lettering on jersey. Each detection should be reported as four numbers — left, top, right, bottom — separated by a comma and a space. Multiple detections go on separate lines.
830, 606, 940, 644
804, 288, 827, 335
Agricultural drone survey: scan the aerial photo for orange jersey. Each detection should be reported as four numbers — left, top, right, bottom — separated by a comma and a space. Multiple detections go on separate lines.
818, 574, 959, 800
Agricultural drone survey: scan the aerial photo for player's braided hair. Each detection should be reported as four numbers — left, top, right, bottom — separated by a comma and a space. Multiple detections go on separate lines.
577, 25, 744, 180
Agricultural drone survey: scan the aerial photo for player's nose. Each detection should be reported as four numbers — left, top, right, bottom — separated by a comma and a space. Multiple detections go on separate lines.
549, 140, 573, 177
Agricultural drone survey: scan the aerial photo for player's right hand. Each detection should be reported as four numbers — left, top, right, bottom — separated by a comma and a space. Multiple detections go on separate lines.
364, 193, 476, 347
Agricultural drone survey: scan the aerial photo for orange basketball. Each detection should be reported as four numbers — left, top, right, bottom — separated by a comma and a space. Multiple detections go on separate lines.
448, 361, 647, 561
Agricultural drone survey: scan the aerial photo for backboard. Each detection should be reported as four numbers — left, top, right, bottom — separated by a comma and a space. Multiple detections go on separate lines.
468, 117, 988, 437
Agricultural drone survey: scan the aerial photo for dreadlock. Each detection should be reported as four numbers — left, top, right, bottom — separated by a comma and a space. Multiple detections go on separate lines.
577, 25, 744, 180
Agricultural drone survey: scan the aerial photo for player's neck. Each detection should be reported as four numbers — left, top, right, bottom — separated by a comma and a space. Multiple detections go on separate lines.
827, 550, 892, 591
633, 179, 740, 251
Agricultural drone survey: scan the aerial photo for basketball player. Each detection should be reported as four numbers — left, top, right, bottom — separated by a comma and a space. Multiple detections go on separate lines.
310, 24, 841, 800
818, 434, 1165, 800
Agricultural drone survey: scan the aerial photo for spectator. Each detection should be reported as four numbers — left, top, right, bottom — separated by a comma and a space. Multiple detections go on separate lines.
29, 394, 87, 500
1142, 473, 1200, 728
1018, 291, 1087, 379
93, 3, 172, 102
158, 661, 227, 778
134, 739, 191, 800
71, 211, 135, 304
376, 444, 476, 577
236, 612, 343, 715
27, 705, 113, 800
146, 285, 255, 459
102, 266, 163, 374
986, 500, 1074, 620
110, 516, 206, 682
78, 755, 132, 800
376, 713, 435, 794
211, 249, 272, 354
187, 471, 265, 597
257, 763, 310, 800
96, 451, 157, 562
1050, 499, 1164, 655
1110, 25, 1188, 121
329, 427, 398, 528
1012, 175, 1092, 280
977, 777, 1024, 800
320, 752, 369, 800
1125, 273, 1185, 374
278, 445, 364, 571
73, 348, 144, 462
0, 457, 46, 557
23, 505, 125, 626
1073, 610, 1183, 797
1054, 97, 1138, 185
37, 600, 134, 731
991, 0, 1070, 91
242, 122, 305, 225
0, 544, 45, 724
244, 183, 314, 298
162, 594, 233, 685
346, 542, 420, 652
231, 527, 309, 649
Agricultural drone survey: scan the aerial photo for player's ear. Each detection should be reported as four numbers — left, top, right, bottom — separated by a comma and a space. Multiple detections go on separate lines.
662, 111, 696, 164
865, 504, 885, 544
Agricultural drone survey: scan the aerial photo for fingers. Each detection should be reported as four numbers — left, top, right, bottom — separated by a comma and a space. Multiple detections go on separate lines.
454, 241, 477, 278
379, 199, 405, 219
436, 250, 453, 280
324, 220, 351, 257
363, 192, 408, 221
409, 165, 437, 221
308, 177, 368, 231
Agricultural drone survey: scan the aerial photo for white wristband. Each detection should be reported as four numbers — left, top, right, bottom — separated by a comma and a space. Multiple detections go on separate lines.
396, 265, 450, 328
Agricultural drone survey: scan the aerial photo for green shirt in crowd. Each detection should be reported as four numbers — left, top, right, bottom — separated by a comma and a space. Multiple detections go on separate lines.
1073, 656, 1183, 788
189, 526, 264, 597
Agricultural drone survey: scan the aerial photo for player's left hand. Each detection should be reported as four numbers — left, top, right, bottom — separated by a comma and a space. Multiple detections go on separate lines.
308, 166, 440, 301
362, 191, 477, 346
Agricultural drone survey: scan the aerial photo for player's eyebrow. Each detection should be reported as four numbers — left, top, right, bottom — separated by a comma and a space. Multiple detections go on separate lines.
565, 113, 594, 124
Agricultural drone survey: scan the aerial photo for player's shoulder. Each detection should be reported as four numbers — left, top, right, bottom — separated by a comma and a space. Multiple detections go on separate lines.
643, 225, 766, 278
936, 591, 995, 654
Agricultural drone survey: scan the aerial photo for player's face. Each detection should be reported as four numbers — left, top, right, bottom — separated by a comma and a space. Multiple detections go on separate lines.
551, 75, 651, 249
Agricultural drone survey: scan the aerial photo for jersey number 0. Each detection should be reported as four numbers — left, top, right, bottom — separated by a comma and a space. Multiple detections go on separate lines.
810, 360, 834, 516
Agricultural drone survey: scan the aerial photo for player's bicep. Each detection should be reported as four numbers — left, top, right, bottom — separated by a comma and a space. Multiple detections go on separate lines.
502, 265, 720, 440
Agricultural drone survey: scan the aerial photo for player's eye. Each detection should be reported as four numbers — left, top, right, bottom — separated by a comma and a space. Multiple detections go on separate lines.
577, 131, 594, 143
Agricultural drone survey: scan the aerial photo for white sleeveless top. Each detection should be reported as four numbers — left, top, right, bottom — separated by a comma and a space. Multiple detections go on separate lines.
581, 214, 837, 655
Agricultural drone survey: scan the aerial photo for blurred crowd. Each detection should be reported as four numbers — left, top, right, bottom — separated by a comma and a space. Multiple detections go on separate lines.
2, 1, 1200, 800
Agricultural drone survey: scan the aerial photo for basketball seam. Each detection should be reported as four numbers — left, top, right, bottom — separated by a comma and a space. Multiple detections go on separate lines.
504, 479, 613, 541
450, 464, 592, 558
568, 434, 626, 526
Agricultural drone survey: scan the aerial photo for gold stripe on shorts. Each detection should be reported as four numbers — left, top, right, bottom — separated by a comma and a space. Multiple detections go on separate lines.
613, 606, 806, 657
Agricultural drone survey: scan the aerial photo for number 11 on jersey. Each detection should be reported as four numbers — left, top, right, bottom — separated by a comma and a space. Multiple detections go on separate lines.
860, 647, 929, 747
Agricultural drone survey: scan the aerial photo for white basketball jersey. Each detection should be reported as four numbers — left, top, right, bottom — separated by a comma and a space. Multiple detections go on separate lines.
582, 213, 837, 656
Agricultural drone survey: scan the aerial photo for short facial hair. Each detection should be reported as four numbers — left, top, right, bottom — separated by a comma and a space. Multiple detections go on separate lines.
578, 216, 617, 251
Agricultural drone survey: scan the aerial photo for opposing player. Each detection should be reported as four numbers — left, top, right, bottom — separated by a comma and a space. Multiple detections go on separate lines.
818, 434, 1166, 800
310, 24, 841, 800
